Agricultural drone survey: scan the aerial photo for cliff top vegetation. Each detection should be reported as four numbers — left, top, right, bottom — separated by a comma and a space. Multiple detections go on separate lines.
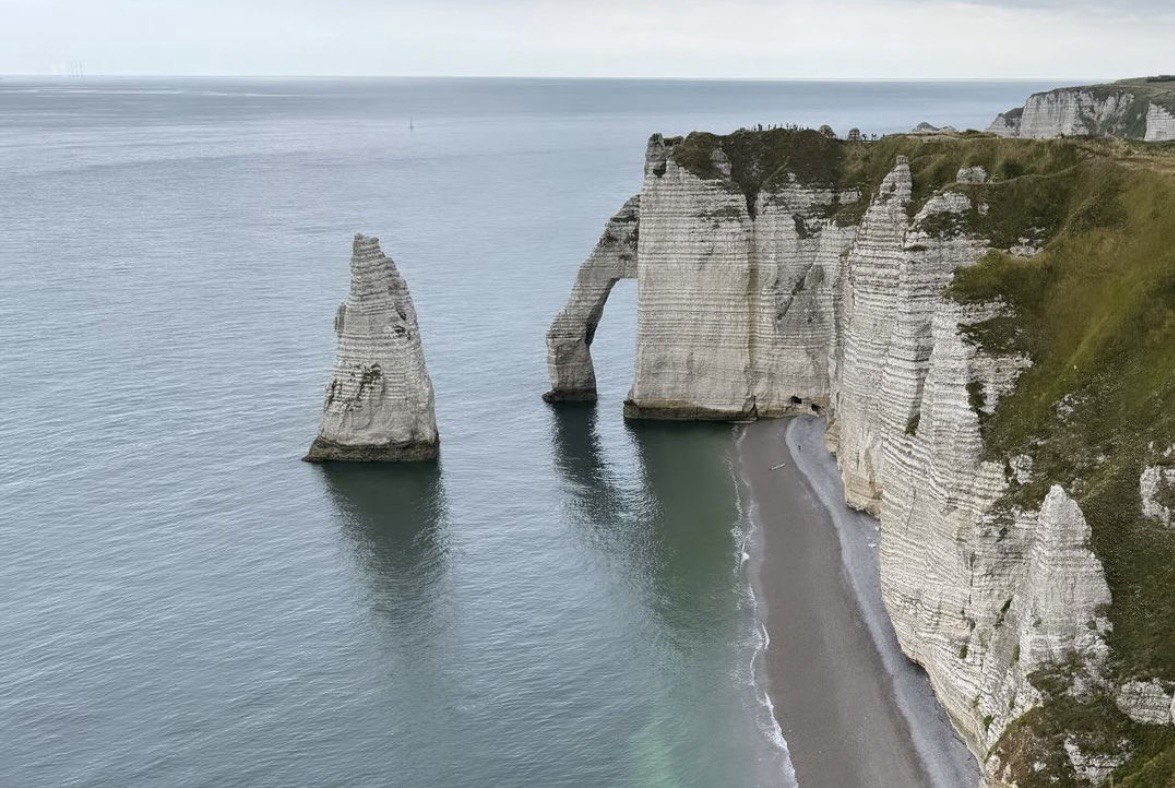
1038, 77, 1175, 118
940, 136, 1175, 786
671, 125, 1175, 784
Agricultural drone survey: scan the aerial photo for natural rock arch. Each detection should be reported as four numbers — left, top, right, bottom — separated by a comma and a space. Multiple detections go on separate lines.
542, 196, 640, 403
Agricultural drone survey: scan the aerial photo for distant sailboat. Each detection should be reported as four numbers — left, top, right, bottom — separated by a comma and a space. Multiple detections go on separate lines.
409, 118, 415, 132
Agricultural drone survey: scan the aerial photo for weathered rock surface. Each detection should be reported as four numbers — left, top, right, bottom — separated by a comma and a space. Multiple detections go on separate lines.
912, 121, 959, 135
988, 79, 1175, 141
631, 150, 847, 417
1115, 679, 1174, 726
305, 235, 438, 462
546, 131, 1170, 782
1139, 463, 1175, 526
956, 165, 988, 184
986, 108, 1024, 137
1145, 103, 1175, 142
1018, 487, 1112, 670
1063, 739, 1128, 785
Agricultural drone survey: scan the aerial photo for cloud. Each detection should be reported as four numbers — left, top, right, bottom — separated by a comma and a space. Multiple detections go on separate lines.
948, 0, 1175, 22
0, 0, 1171, 78
957, 0, 1167, 9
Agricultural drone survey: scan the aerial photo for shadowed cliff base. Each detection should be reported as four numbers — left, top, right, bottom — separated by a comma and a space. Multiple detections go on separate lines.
304, 436, 440, 463
622, 399, 756, 421
541, 389, 598, 404
740, 416, 978, 788
622, 397, 826, 421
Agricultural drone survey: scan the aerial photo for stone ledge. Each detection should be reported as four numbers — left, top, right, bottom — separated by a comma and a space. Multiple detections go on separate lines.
541, 389, 597, 404
303, 437, 439, 463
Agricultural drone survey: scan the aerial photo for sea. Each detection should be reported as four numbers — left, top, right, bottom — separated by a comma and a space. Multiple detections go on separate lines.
0, 77, 1055, 787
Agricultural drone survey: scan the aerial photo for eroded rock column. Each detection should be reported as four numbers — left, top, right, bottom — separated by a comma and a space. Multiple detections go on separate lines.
305, 234, 439, 462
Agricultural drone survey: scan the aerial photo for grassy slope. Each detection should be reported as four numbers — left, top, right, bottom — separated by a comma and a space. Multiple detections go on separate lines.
674, 130, 1175, 784
948, 142, 1175, 786
1116, 77, 1175, 115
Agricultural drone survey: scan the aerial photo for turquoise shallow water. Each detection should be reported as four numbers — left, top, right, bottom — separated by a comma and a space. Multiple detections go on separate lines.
0, 77, 1053, 787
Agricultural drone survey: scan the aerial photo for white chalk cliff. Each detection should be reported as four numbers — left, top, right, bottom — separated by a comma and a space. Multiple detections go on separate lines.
306, 235, 438, 462
988, 80, 1175, 141
546, 133, 1165, 783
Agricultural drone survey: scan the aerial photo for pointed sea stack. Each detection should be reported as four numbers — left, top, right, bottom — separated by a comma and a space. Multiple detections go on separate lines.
304, 235, 439, 462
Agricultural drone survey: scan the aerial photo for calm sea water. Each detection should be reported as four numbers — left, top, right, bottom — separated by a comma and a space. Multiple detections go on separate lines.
0, 77, 1053, 787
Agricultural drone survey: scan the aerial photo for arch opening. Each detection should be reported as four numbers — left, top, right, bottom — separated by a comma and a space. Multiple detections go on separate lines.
543, 195, 640, 403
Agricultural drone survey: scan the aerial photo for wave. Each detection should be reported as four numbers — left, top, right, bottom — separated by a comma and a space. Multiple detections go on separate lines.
730, 427, 799, 788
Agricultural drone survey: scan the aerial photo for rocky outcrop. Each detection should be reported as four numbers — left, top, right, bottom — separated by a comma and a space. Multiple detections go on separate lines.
1062, 740, 1128, 786
988, 80, 1175, 141
545, 130, 1162, 781
305, 235, 438, 462
1140, 463, 1175, 526
543, 196, 639, 403
957, 166, 988, 184
1018, 488, 1112, 669
1145, 103, 1175, 142
987, 108, 1023, 137
912, 121, 959, 135
1115, 680, 1175, 726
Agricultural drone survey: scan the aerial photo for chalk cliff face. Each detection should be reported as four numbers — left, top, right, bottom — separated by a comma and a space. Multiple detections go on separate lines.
988, 80, 1175, 141
306, 235, 438, 462
1146, 103, 1175, 143
547, 130, 1173, 784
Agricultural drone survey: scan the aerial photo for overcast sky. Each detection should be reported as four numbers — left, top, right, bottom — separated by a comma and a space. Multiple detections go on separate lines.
3, 0, 1172, 79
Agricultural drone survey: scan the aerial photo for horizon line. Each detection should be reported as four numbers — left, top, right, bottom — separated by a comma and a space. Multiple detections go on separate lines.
0, 73, 1108, 83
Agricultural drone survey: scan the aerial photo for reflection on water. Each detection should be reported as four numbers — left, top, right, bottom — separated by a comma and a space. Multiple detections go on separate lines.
623, 418, 792, 786
316, 461, 463, 784
549, 404, 743, 633
549, 402, 636, 534
319, 462, 450, 627
624, 419, 743, 631
549, 405, 788, 786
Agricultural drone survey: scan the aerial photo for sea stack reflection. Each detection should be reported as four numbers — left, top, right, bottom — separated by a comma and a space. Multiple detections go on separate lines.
305, 235, 439, 462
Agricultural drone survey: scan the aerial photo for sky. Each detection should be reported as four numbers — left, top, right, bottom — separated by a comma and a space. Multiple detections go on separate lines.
3, 0, 1173, 79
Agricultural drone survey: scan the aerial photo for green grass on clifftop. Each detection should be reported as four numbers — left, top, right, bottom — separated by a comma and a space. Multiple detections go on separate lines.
676, 126, 1175, 784
1114, 77, 1175, 115
670, 128, 845, 215
670, 129, 1109, 231
946, 142, 1175, 786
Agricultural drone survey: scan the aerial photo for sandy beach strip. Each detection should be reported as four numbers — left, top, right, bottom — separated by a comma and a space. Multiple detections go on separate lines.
739, 416, 978, 788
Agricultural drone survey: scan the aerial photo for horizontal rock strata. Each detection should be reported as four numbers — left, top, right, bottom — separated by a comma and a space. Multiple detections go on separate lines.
305, 235, 438, 462
988, 80, 1175, 141
1115, 680, 1175, 726
1145, 104, 1175, 142
546, 129, 1174, 783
